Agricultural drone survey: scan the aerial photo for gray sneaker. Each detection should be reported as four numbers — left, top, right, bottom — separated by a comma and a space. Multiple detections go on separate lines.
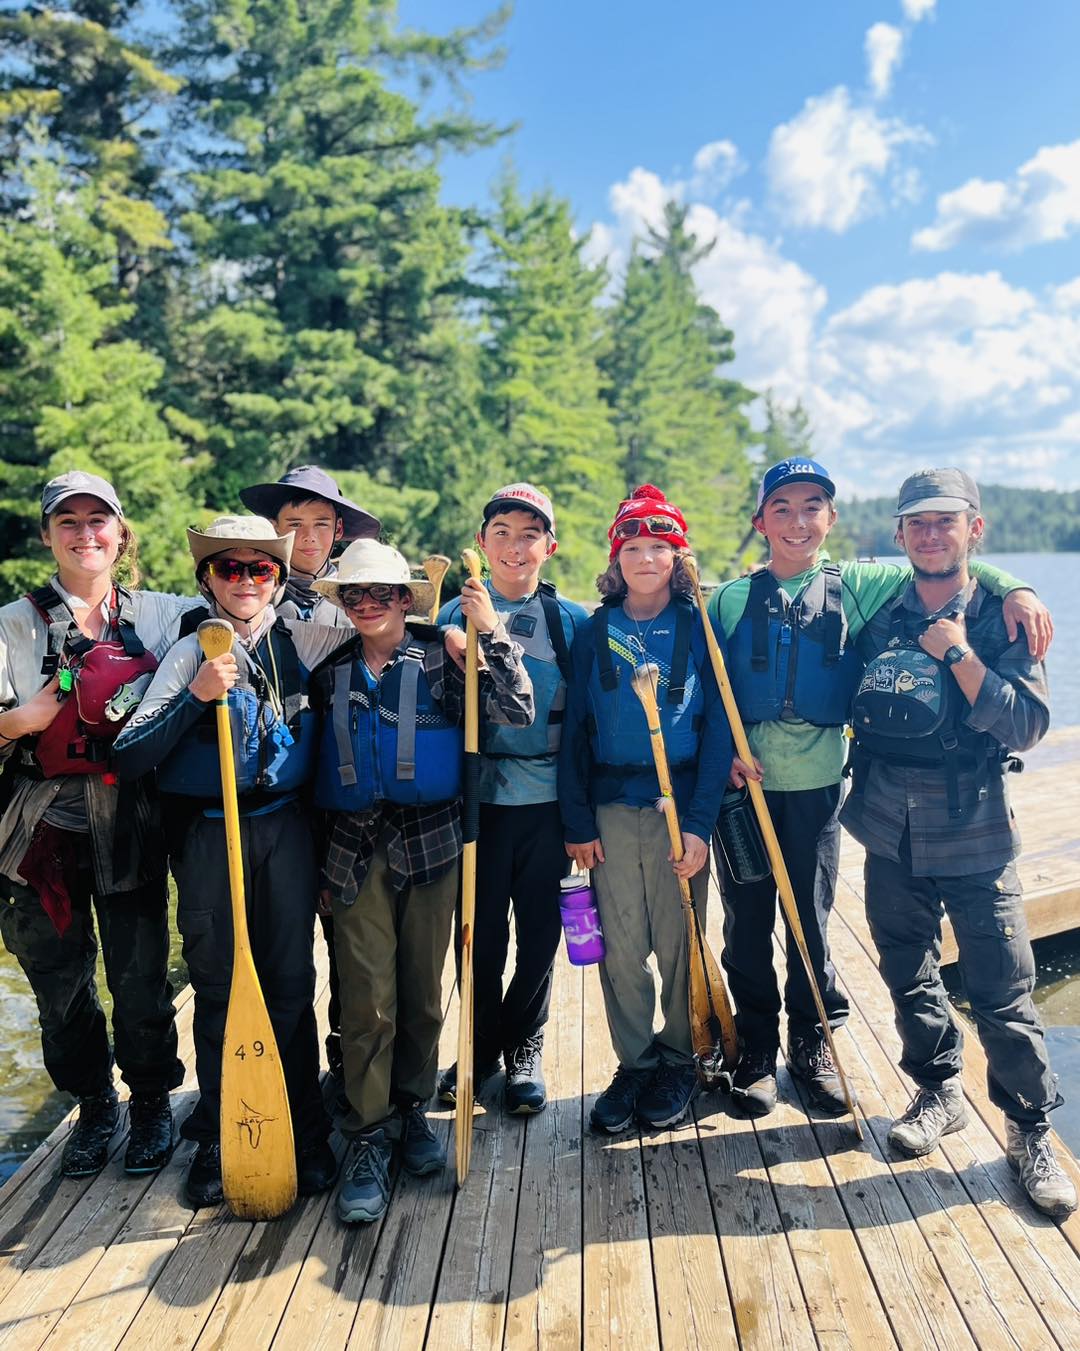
887, 1082, 967, 1157
1005, 1120, 1078, 1219
337, 1130, 393, 1224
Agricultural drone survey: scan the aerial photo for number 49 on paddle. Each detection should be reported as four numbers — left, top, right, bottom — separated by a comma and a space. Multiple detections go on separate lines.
197, 618, 298, 1218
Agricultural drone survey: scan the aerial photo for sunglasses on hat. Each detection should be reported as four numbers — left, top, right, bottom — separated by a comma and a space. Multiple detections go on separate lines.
206, 558, 282, 584
340, 584, 402, 609
612, 514, 684, 541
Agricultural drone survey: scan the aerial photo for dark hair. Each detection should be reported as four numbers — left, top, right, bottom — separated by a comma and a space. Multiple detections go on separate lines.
480, 506, 550, 537
275, 494, 341, 518
596, 547, 695, 600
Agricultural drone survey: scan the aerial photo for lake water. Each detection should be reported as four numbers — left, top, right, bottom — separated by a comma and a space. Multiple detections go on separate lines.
0, 554, 1077, 1178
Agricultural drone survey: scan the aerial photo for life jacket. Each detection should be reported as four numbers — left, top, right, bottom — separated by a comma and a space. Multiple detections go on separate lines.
726, 564, 863, 727
158, 609, 316, 798
444, 582, 575, 762
585, 596, 702, 773
314, 629, 462, 812
850, 596, 1015, 819
24, 584, 159, 778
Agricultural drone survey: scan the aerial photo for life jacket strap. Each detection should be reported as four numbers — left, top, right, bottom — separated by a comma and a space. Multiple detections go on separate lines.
395, 645, 426, 783
333, 662, 358, 787
538, 580, 574, 684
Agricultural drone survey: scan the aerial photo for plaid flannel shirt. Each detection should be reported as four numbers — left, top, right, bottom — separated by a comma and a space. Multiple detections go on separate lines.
318, 619, 532, 900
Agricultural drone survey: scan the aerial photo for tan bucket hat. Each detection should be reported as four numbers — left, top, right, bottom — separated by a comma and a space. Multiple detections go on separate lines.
313, 538, 434, 616
187, 515, 294, 574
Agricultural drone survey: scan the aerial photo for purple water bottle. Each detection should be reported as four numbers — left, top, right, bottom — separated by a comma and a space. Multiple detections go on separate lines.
559, 874, 605, 966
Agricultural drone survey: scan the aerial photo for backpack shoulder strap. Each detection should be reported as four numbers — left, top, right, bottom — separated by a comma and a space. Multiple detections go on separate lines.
111, 585, 146, 658
748, 569, 782, 671
594, 599, 617, 692
820, 563, 843, 666
667, 595, 693, 705
270, 619, 306, 731
26, 584, 73, 677
538, 580, 573, 683
178, 605, 210, 639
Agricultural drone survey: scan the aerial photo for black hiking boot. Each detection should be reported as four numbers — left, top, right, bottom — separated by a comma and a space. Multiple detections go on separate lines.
436, 1057, 501, 1107
124, 1090, 175, 1174
787, 1034, 851, 1116
186, 1142, 223, 1208
399, 1102, 447, 1176
337, 1130, 393, 1224
504, 1033, 546, 1115
60, 1089, 119, 1178
590, 1066, 653, 1134
731, 1047, 778, 1117
637, 1059, 699, 1130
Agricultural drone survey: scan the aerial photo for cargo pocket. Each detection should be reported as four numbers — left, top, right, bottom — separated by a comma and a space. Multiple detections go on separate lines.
952, 890, 1034, 999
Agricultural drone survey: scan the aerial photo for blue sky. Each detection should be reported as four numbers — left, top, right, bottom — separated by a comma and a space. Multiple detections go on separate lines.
400, 0, 1080, 497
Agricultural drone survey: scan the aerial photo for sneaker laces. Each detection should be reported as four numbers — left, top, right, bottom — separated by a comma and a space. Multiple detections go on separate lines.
605, 1064, 650, 1106
401, 1104, 437, 1147
650, 1059, 694, 1094
901, 1086, 954, 1128
507, 1033, 543, 1077
740, 1048, 777, 1078
802, 1040, 838, 1076
348, 1136, 390, 1187
1024, 1126, 1065, 1181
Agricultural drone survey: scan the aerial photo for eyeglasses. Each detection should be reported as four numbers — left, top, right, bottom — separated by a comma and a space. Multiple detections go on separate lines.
340, 584, 400, 609
613, 515, 683, 541
206, 558, 282, 584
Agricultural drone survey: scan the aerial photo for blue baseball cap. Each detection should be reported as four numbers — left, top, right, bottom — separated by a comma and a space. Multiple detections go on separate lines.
754, 458, 837, 518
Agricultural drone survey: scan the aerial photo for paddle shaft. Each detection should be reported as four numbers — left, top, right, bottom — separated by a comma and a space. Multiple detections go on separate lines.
455, 548, 483, 1185
629, 665, 739, 1076
684, 560, 862, 1137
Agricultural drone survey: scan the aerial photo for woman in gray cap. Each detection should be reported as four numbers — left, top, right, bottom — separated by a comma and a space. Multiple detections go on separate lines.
0, 471, 201, 1182
114, 514, 353, 1209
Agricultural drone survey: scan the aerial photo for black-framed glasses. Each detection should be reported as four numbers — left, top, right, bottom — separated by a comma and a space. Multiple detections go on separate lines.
340, 584, 401, 609
612, 514, 682, 540
206, 558, 282, 584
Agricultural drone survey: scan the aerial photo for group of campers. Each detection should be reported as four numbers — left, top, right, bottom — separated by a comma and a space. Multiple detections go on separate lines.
0, 457, 1074, 1228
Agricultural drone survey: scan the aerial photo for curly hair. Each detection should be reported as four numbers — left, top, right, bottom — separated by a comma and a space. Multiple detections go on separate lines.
595, 547, 695, 601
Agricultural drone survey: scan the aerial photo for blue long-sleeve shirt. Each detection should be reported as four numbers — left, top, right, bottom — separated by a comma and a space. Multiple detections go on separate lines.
557, 599, 733, 844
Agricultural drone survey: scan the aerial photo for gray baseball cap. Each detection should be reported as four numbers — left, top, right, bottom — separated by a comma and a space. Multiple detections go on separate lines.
41, 471, 124, 519
895, 468, 980, 516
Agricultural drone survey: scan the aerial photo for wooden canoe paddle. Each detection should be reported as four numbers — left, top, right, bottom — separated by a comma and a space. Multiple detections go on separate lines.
629, 663, 739, 1087
455, 548, 484, 1185
423, 555, 451, 623
682, 557, 862, 1138
196, 619, 298, 1217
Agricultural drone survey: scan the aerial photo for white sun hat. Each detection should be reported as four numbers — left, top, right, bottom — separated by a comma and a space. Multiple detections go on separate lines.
313, 538, 435, 616
187, 515, 294, 573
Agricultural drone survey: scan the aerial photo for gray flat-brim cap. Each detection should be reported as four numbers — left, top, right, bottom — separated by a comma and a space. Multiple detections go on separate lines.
895, 467, 980, 516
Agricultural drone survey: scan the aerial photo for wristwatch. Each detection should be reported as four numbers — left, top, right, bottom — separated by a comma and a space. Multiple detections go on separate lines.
943, 643, 972, 667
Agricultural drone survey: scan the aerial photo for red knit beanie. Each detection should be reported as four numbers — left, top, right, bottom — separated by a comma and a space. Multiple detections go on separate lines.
607, 484, 690, 561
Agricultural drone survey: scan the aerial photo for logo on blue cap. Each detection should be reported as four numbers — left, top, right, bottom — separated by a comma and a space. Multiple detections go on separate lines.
755, 458, 837, 516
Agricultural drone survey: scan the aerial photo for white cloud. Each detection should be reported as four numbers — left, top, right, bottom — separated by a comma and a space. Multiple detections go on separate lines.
587, 156, 1080, 494
767, 87, 930, 232
690, 139, 744, 197
913, 138, 1080, 252
901, 0, 936, 20
865, 23, 904, 99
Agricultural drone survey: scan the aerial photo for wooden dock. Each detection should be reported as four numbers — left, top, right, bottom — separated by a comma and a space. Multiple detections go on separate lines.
1, 736, 1079, 1348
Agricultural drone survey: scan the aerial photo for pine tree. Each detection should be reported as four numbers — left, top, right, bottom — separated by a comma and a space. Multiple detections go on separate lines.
479, 179, 621, 596
602, 201, 756, 581
168, 0, 506, 527
0, 157, 205, 600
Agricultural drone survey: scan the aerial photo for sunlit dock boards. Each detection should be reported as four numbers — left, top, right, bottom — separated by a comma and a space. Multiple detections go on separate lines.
0, 737, 1078, 1349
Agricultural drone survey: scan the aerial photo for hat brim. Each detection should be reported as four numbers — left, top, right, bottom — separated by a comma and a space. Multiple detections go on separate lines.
313, 575, 436, 617
755, 472, 836, 517
895, 495, 977, 516
483, 497, 554, 533
187, 527, 294, 573
43, 488, 124, 519
239, 483, 380, 542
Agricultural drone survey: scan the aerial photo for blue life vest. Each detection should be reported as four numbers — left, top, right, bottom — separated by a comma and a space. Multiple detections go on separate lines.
586, 597, 702, 771
314, 636, 462, 811
850, 596, 1012, 819
726, 564, 862, 727
441, 582, 577, 763
157, 620, 316, 798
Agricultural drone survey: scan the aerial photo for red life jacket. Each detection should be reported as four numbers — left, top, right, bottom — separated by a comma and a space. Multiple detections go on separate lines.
26, 585, 159, 778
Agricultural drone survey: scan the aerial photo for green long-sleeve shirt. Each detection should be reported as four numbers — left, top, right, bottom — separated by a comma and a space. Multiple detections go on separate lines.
707, 554, 1031, 791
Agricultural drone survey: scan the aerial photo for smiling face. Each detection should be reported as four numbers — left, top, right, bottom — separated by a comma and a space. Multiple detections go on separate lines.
203, 547, 282, 623
618, 537, 676, 605
41, 494, 122, 586
897, 510, 982, 581
274, 499, 342, 575
755, 483, 836, 576
340, 583, 411, 646
479, 509, 556, 596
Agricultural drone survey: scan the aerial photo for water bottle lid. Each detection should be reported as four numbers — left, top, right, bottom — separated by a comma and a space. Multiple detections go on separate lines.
560, 873, 590, 891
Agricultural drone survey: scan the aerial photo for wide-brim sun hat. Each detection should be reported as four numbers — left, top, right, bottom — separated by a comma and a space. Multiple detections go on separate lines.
187, 515, 295, 575
240, 465, 381, 542
313, 538, 435, 616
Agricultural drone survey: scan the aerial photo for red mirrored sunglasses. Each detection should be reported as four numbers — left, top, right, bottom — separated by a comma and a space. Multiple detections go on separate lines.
206, 558, 282, 584
612, 514, 683, 541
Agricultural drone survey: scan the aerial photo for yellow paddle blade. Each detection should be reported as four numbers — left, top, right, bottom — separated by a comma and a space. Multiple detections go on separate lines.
197, 617, 234, 661
220, 949, 297, 1219
422, 555, 451, 623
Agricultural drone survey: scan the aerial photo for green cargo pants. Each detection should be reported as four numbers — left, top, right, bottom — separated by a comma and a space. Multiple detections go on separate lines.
592, 802, 707, 1071
332, 841, 459, 1139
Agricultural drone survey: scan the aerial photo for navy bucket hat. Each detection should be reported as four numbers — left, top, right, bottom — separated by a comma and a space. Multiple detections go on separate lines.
240, 465, 381, 542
